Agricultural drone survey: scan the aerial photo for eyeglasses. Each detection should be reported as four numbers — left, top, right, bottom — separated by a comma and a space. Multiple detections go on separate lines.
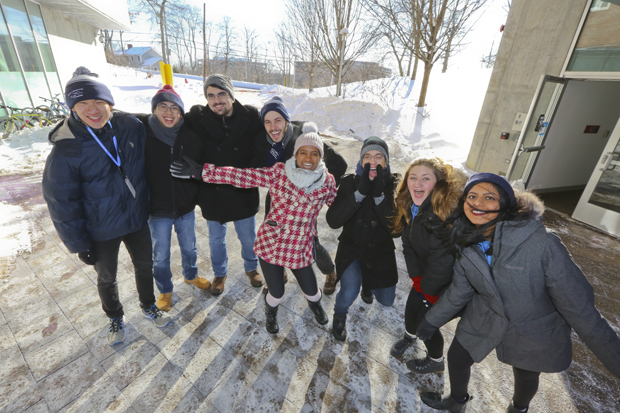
156, 103, 181, 114
362, 154, 385, 162
206, 91, 229, 101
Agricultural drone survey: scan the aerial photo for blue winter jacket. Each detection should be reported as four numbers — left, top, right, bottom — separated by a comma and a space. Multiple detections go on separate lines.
42, 111, 149, 253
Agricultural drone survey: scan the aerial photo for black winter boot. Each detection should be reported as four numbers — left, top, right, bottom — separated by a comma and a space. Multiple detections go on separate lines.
264, 295, 279, 334
506, 403, 528, 413
307, 296, 329, 325
420, 392, 472, 412
332, 314, 347, 341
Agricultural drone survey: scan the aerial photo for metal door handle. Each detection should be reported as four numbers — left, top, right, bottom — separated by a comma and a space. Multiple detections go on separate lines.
518, 145, 545, 156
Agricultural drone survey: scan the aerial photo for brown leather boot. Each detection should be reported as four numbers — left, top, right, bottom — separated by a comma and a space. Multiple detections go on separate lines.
246, 270, 264, 287
157, 293, 173, 312
323, 270, 337, 295
184, 276, 211, 290
210, 276, 226, 295
262, 271, 288, 294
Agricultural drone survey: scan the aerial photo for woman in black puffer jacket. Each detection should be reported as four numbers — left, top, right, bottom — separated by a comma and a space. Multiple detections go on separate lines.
389, 158, 466, 375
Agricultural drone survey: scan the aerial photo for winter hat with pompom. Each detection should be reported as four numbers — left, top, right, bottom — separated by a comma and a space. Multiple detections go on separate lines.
294, 122, 324, 158
151, 84, 184, 114
65, 66, 114, 109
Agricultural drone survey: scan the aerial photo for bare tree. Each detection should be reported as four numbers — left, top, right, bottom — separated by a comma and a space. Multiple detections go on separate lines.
167, 4, 205, 74
282, 0, 323, 91
306, 0, 380, 96
273, 28, 294, 86
242, 27, 260, 81
364, 0, 487, 107
134, 0, 177, 64
216, 16, 237, 75
503, 0, 511, 13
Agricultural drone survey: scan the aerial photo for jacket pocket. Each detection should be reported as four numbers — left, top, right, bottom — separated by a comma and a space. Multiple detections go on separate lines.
516, 312, 565, 336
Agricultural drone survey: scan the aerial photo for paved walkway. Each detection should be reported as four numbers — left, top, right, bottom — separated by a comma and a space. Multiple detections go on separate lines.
1, 170, 619, 412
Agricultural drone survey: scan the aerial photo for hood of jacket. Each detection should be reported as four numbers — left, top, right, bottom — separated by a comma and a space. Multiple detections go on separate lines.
492, 190, 546, 251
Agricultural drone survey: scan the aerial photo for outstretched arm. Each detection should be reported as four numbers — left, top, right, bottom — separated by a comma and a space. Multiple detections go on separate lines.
171, 156, 276, 189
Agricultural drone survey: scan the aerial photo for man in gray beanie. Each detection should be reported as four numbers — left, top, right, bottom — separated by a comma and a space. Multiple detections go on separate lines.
175, 74, 265, 295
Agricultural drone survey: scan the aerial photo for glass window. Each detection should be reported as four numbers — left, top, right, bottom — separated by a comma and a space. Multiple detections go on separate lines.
0, 1, 31, 110
3, 0, 48, 106
25, 0, 62, 98
566, 1, 620, 72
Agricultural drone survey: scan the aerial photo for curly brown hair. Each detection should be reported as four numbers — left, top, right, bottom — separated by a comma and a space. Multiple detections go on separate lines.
392, 158, 467, 234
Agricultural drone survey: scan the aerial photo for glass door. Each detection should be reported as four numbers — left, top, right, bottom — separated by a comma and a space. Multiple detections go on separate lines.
573, 115, 620, 236
506, 75, 568, 185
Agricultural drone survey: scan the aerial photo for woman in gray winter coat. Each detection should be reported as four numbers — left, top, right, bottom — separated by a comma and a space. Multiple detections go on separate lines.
416, 172, 620, 413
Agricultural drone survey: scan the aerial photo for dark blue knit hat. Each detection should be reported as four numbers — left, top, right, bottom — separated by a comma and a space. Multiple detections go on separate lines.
151, 85, 184, 114
464, 173, 517, 207
260, 96, 290, 124
65, 67, 115, 109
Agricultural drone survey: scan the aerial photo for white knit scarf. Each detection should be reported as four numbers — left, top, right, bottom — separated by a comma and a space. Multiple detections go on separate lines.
284, 157, 327, 193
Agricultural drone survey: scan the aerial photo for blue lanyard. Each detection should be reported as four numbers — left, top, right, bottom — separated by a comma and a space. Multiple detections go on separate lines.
86, 122, 121, 168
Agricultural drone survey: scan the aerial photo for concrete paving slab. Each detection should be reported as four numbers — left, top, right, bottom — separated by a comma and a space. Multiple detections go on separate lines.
24, 330, 89, 381
119, 360, 192, 413
36, 352, 110, 412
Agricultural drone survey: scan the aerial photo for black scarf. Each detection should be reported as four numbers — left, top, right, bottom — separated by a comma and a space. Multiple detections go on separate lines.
148, 114, 184, 147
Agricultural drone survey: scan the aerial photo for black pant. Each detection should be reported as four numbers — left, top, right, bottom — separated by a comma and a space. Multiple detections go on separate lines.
313, 236, 335, 275
259, 258, 319, 299
448, 338, 540, 410
405, 289, 444, 358
93, 224, 155, 318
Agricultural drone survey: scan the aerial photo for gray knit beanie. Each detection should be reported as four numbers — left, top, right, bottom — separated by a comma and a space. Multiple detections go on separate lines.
294, 122, 324, 158
204, 74, 235, 100
360, 136, 389, 163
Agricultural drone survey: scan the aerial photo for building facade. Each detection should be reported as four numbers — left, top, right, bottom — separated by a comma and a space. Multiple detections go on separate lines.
0, 0, 130, 117
468, 0, 620, 236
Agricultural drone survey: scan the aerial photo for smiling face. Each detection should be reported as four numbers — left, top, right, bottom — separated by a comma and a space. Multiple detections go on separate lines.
72, 99, 113, 129
407, 165, 438, 206
295, 145, 321, 171
154, 101, 182, 128
264, 110, 288, 143
206, 86, 234, 117
464, 183, 501, 227
362, 150, 387, 180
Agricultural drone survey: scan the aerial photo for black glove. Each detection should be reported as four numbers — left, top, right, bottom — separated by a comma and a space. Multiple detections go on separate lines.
372, 164, 385, 198
357, 163, 373, 196
415, 317, 438, 341
170, 156, 203, 180
78, 250, 96, 266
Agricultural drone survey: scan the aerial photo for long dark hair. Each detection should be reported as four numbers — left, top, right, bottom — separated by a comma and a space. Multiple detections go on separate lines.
447, 183, 531, 257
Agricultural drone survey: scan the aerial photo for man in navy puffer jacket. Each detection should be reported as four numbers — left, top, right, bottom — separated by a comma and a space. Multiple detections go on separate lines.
42, 67, 171, 346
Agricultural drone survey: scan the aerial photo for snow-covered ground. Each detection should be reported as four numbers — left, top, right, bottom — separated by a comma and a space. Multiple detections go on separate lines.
0, 62, 492, 264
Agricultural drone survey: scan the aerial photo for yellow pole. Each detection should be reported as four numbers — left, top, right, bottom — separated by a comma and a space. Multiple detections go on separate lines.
159, 61, 166, 85
164, 64, 173, 86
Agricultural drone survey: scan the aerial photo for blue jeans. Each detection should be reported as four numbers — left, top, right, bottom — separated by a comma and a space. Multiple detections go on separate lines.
334, 259, 396, 315
206, 215, 258, 277
148, 211, 198, 294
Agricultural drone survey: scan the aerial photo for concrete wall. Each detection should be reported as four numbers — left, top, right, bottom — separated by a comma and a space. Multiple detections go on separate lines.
40, 5, 107, 86
528, 80, 620, 190
466, 0, 589, 175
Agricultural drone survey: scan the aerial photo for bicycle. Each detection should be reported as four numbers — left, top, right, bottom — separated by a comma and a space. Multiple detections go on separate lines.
37, 94, 70, 122
0, 104, 53, 138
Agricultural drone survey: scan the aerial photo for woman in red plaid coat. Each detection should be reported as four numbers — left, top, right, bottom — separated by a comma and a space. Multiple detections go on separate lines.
171, 123, 336, 334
